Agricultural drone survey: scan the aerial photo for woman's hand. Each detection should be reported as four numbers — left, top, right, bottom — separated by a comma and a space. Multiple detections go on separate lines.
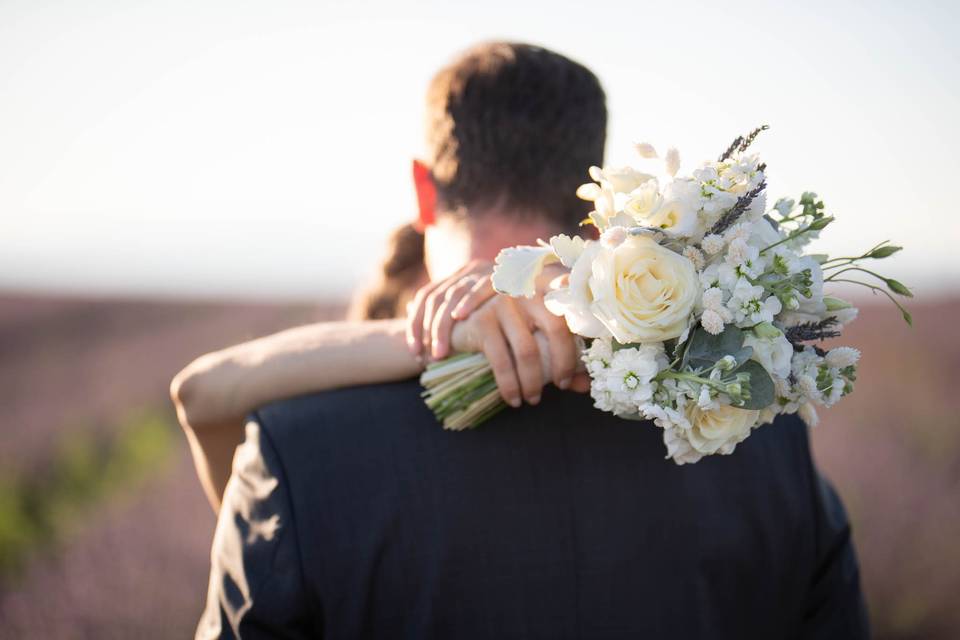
407, 264, 589, 408
405, 260, 498, 361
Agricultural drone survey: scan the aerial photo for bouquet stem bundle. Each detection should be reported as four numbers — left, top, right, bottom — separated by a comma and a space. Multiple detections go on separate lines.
420, 353, 506, 430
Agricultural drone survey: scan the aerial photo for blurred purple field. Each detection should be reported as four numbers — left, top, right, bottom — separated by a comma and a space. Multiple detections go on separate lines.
0, 292, 956, 639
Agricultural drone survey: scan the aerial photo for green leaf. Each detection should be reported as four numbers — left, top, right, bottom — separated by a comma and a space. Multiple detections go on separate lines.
885, 278, 913, 297
867, 245, 902, 259
612, 340, 643, 352
734, 360, 775, 410
683, 325, 750, 370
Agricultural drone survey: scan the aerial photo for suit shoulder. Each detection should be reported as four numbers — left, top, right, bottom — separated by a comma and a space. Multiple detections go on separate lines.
253, 378, 431, 447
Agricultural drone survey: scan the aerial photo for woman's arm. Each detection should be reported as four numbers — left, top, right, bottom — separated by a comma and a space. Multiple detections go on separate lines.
170, 318, 420, 512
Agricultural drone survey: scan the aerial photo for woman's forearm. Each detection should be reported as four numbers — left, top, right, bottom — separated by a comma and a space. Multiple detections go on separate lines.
171, 318, 422, 511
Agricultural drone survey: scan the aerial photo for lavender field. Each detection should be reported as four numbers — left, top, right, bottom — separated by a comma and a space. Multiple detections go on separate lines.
0, 292, 957, 639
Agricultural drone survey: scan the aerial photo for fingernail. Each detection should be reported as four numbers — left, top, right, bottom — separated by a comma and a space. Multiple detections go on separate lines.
528, 394, 541, 405
558, 377, 571, 390
508, 397, 522, 408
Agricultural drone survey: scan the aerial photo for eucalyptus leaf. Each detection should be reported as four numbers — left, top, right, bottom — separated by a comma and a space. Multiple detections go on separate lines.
683, 325, 747, 370
734, 360, 775, 410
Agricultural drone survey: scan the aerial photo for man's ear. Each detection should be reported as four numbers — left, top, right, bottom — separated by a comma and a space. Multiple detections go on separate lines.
412, 159, 436, 232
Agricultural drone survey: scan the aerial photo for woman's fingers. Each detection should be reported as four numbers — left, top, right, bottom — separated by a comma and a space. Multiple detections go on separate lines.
479, 318, 523, 408
495, 299, 543, 405
450, 275, 495, 320
527, 302, 578, 390
429, 278, 477, 359
406, 279, 445, 357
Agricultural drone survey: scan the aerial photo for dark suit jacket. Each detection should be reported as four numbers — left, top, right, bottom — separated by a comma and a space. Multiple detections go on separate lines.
197, 380, 868, 639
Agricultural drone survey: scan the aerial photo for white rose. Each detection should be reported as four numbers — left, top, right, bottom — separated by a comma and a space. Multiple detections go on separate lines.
684, 404, 760, 455
589, 235, 700, 343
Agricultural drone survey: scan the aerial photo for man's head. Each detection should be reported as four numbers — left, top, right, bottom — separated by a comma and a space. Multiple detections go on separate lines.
414, 42, 607, 279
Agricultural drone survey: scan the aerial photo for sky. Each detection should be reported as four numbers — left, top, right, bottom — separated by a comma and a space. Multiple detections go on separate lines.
1, 0, 958, 302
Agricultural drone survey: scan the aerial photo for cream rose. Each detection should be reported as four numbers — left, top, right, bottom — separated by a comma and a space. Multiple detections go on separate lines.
684, 404, 759, 455
588, 235, 699, 343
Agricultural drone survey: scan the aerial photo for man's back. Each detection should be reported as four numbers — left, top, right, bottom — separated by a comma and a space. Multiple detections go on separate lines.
199, 380, 868, 639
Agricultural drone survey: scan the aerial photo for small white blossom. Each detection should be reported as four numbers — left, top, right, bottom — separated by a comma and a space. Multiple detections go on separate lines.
797, 374, 820, 399
701, 234, 725, 255
798, 402, 819, 427
682, 246, 705, 270
701, 287, 725, 311
825, 347, 860, 369
700, 309, 725, 335
726, 278, 783, 325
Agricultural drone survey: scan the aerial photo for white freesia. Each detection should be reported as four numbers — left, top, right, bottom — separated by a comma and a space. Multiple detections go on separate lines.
543, 242, 609, 338
491, 244, 558, 298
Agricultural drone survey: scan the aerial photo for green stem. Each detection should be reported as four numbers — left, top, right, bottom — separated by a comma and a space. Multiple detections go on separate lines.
828, 278, 911, 320
824, 266, 888, 284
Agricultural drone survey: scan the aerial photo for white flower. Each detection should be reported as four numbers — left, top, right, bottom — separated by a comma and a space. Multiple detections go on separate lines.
825, 347, 860, 369
622, 180, 662, 221
661, 426, 703, 465
543, 242, 609, 338
832, 306, 859, 327
743, 324, 793, 379
700, 308, 726, 335
701, 234, 725, 255
582, 336, 614, 376
797, 374, 820, 399
682, 246, 705, 270
683, 403, 760, 456
491, 244, 558, 298
630, 178, 701, 238
697, 384, 718, 410
798, 402, 819, 427
588, 235, 701, 343
726, 278, 782, 325
593, 166, 656, 194
701, 287, 725, 311
745, 190, 767, 220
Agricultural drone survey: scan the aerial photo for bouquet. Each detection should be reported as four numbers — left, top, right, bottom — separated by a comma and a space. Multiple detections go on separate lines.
420, 126, 911, 463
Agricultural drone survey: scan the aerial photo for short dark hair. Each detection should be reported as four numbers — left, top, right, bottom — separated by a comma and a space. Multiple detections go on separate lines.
425, 42, 607, 229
